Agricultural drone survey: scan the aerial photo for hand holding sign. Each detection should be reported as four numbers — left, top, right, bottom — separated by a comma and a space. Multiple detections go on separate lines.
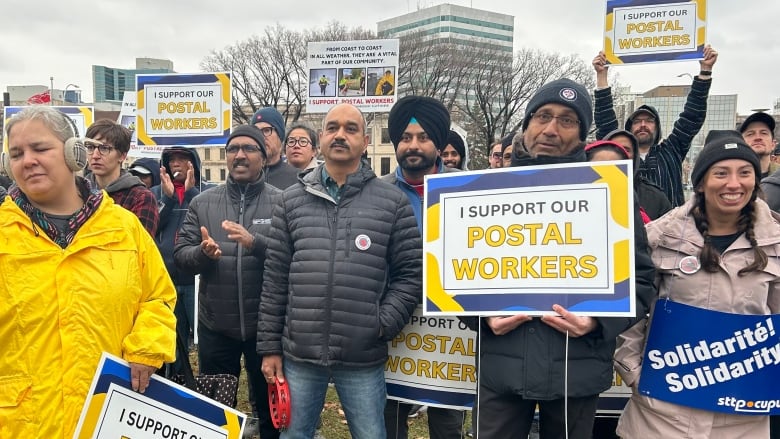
541, 304, 598, 338
486, 315, 532, 335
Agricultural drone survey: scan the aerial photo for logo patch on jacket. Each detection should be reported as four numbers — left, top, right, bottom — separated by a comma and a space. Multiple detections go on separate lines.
253, 218, 271, 225
355, 234, 371, 251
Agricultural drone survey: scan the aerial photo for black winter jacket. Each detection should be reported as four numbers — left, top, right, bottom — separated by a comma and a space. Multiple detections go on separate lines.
173, 176, 281, 341
594, 78, 711, 207
481, 147, 657, 399
257, 163, 422, 367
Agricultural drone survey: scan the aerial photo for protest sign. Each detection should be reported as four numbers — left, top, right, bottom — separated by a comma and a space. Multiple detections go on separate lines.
3, 105, 94, 150
74, 353, 246, 438
423, 161, 636, 317
639, 300, 780, 415
604, 0, 706, 64
386, 308, 476, 409
306, 39, 399, 113
136, 72, 231, 148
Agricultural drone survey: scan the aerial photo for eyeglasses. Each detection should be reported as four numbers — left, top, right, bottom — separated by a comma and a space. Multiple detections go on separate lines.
491, 152, 503, 159
225, 144, 263, 154
631, 117, 656, 126
530, 113, 580, 129
84, 140, 115, 155
286, 137, 312, 148
258, 126, 275, 137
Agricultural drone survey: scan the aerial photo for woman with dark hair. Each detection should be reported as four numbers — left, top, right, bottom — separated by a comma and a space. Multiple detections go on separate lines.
615, 130, 780, 438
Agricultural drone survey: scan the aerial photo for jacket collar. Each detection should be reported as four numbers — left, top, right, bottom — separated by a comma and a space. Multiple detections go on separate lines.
649, 197, 780, 250
226, 174, 266, 200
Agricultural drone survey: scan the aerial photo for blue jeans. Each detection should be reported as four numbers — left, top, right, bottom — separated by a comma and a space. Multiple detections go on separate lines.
281, 358, 387, 439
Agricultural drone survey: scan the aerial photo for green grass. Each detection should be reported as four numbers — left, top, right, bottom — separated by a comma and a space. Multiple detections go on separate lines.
190, 349, 462, 438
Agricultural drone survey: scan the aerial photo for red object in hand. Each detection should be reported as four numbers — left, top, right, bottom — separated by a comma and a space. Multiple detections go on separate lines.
268, 377, 291, 429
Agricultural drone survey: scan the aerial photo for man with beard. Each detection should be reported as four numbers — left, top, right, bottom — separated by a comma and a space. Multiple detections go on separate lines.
592, 45, 718, 206
259, 103, 421, 439
251, 107, 299, 189
467, 79, 657, 439
382, 96, 465, 439
740, 112, 778, 179
441, 129, 468, 170
174, 125, 281, 439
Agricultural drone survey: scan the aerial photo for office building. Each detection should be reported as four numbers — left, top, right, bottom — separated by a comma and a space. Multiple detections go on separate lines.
92, 58, 175, 108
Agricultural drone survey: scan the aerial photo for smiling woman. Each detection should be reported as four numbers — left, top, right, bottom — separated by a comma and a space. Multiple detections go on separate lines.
615, 130, 779, 438
0, 106, 177, 437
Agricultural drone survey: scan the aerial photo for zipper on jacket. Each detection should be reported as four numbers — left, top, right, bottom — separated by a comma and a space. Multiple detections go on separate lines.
324, 203, 338, 363
345, 218, 351, 257
237, 190, 246, 341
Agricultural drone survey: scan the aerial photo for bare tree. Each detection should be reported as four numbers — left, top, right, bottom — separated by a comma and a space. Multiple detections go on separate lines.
459, 48, 595, 156
201, 21, 375, 125
396, 32, 474, 109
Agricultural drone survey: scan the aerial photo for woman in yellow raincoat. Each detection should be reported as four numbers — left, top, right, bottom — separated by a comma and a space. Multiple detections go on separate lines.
0, 106, 177, 437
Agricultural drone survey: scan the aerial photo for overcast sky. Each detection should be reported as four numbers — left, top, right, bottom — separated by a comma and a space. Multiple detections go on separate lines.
2, 0, 777, 114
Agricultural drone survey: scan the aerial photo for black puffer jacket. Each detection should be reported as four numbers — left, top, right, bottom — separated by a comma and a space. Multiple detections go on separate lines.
174, 176, 281, 341
257, 163, 422, 367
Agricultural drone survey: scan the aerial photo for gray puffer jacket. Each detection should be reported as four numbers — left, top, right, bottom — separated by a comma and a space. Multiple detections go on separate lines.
174, 176, 281, 341
258, 163, 422, 367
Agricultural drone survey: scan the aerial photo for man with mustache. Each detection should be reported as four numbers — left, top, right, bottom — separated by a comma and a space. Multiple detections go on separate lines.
259, 103, 421, 439
174, 125, 282, 439
471, 79, 657, 439
592, 45, 719, 207
382, 96, 465, 439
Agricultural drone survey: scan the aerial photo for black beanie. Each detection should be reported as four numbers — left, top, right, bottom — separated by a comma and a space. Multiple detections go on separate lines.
446, 130, 466, 157
522, 79, 592, 141
388, 96, 450, 150
691, 130, 761, 187
226, 125, 268, 159
501, 132, 517, 149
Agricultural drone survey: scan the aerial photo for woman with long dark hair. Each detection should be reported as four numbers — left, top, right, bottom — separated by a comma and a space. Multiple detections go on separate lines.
615, 130, 780, 438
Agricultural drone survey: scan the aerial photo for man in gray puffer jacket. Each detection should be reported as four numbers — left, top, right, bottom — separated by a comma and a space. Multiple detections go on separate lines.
259, 103, 422, 439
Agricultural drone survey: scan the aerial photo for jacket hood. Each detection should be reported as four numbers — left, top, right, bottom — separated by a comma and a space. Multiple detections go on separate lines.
625, 105, 662, 145
161, 147, 203, 184
761, 169, 780, 187
87, 169, 145, 193
129, 157, 162, 187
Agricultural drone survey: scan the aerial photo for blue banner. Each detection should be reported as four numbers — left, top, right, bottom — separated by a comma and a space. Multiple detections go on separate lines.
639, 300, 780, 415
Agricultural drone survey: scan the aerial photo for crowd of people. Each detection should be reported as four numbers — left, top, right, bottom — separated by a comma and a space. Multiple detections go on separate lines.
2, 43, 780, 439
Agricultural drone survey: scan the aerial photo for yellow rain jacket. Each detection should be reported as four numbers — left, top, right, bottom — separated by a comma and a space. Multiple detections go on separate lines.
0, 194, 177, 438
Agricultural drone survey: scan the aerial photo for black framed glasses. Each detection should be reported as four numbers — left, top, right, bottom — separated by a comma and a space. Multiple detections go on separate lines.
225, 144, 263, 154
286, 137, 311, 148
84, 140, 115, 155
530, 112, 580, 129
259, 126, 275, 137
491, 152, 503, 159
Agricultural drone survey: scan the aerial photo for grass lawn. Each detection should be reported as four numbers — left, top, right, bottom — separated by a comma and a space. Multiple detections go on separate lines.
190, 349, 468, 438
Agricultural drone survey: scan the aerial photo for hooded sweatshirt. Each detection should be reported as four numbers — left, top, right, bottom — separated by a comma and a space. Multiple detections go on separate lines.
87, 170, 159, 236
152, 147, 212, 286
130, 157, 162, 187
594, 77, 712, 207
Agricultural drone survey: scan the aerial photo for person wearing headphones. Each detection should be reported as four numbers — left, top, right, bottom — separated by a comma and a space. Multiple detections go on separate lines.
173, 125, 282, 439
0, 105, 176, 436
